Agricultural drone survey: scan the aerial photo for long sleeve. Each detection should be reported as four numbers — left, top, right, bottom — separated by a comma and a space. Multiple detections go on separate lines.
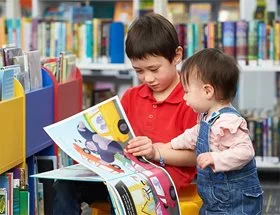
209, 114, 255, 172
170, 124, 199, 150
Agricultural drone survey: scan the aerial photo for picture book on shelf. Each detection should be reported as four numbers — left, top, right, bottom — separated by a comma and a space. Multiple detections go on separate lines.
32, 96, 181, 215
0, 67, 14, 101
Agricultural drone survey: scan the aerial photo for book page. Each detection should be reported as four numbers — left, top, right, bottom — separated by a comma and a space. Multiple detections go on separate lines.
107, 168, 180, 215
44, 96, 137, 181
31, 164, 102, 182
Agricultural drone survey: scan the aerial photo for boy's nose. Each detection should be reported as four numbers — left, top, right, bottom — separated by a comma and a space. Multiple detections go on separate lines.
144, 73, 155, 82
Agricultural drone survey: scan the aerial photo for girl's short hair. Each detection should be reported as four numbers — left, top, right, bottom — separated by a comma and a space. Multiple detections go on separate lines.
181, 48, 239, 102
125, 13, 179, 63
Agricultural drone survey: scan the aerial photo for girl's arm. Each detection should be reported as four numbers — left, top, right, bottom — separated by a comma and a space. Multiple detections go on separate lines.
153, 145, 196, 167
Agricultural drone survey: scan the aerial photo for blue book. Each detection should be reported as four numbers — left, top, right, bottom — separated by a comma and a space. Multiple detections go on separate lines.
109, 22, 124, 63
70, 6, 94, 24
0, 68, 14, 101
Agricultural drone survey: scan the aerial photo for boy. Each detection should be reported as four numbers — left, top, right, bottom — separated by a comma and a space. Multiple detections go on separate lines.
53, 13, 197, 214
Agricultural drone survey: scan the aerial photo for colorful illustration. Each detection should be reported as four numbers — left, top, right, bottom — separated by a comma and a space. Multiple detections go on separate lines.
73, 143, 124, 174
84, 100, 130, 143
77, 121, 123, 163
125, 153, 178, 215
128, 179, 156, 214
114, 176, 157, 215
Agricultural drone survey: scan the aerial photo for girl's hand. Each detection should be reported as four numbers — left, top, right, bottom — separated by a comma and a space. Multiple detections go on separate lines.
197, 152, 214, 169
126, 136, 155, 159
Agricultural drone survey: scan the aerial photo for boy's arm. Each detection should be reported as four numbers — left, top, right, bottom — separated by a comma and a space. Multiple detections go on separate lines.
126, 137, 196, 167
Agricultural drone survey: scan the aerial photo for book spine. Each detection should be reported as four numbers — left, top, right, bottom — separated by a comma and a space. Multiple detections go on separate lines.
248, 21, 258, 61
222, 21, 236, 57
236, 21, 248, 61
109, 22, 125, 63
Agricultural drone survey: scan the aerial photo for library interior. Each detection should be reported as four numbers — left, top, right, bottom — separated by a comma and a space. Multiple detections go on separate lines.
0, 0, 279, 214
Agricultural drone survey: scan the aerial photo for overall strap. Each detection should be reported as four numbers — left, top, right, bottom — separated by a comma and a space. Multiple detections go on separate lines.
207, 106, 240, 126
218, 106, 240, 116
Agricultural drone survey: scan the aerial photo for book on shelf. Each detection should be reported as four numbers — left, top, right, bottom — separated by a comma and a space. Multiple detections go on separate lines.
0, 67, 14, 101
113, 1, 133, 25
189, 3, 211, 23
167, 2, 187, 24
244, 111, 280, 163
0, 188, 7, 215
26, 50, 42, 90
32, 96, 181, 215
218, 1, 239, 22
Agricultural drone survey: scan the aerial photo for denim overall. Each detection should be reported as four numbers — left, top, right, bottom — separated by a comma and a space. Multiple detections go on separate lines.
196, 107, 263, 215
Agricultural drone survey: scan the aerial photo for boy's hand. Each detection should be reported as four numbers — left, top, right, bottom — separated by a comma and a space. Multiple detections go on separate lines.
197, 152, 214, 169
126, 136, 155, 159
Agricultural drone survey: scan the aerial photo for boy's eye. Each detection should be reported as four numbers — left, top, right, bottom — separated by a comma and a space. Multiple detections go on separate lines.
150, 68, 159, 72
135, 70, 143, 74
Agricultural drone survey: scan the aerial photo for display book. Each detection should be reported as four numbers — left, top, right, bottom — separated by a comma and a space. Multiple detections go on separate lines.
31, 96, 181, 215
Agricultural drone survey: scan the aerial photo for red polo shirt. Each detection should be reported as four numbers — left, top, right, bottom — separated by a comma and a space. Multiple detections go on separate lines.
121, 83, 197, 191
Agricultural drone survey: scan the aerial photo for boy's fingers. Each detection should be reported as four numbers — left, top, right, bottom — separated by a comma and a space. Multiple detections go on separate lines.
132, 148, 151, 157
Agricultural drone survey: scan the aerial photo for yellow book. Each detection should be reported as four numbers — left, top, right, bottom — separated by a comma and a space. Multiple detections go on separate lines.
274, 21, 280, 62
93, 18, 101, 62
0, 17, 6, 47
66, 22, 73, 52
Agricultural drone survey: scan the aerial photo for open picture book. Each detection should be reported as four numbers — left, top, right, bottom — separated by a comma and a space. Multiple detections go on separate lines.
31, 96, 181, 215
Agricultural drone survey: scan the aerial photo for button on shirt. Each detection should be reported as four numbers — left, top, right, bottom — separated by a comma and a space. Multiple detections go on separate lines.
121, 83, 197, 191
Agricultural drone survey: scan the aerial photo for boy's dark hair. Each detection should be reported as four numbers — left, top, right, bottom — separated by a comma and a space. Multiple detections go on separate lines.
181, 48, 239, 102
125, 13, 179, 63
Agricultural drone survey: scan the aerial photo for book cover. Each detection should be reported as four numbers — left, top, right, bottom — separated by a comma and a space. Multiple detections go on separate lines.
0, 67, 14, 101
189, 3, 211, 23
19, 190, 29, 215
69, 6, 93, 24
26, 50, 42, 90
3, 47, 23, 66
4, 173, 12, 215
0, 176, 9, 215
0, 188, 7, 215
113, 1, 133, 24
12, 187, 19, 215
12, 55, 30, 92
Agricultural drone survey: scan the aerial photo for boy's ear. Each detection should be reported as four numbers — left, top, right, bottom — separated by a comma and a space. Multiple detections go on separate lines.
173, 46, 183, 65
203, 84, 215, 99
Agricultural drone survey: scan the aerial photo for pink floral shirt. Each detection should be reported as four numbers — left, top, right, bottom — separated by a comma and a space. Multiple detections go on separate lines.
171, 113, 255, 172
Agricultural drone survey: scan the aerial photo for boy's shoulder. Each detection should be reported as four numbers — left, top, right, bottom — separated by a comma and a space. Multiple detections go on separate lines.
124, 84, 150, 97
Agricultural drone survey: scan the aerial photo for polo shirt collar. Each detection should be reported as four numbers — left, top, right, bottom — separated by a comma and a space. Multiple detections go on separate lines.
138, 83, 184, 104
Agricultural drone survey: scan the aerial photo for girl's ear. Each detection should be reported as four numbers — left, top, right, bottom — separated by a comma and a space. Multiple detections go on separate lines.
203, 84, 215, 99
173, 46, 183, 65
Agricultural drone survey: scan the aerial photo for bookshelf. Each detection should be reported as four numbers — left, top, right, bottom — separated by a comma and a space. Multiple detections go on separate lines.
256, 159, 280, 171
76, 62, 133, 71
0, 79, 25, 174
237, 61, 280, 110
